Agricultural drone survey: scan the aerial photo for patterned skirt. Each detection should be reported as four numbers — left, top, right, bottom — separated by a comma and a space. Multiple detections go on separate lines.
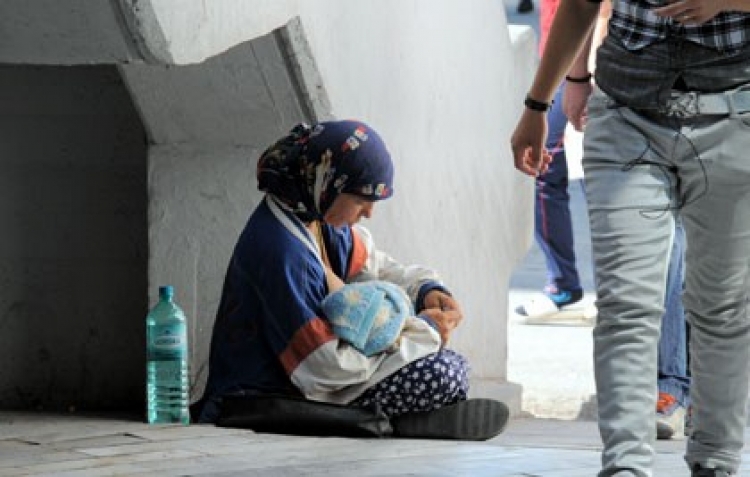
351, 348, 470, 417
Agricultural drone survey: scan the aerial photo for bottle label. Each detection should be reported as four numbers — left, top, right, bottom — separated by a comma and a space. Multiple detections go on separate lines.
149, 323, 187, 360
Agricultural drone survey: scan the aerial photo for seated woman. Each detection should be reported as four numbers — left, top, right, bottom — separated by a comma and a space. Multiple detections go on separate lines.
196, 120, 509, 440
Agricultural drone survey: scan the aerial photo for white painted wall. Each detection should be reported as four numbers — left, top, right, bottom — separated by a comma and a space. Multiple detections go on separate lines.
294, 2, 536, 398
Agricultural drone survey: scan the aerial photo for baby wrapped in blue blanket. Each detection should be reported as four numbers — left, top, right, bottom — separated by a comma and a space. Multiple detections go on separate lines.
321, 280, 410, 357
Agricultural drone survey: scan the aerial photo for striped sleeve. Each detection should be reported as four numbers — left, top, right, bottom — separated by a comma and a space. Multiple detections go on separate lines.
279, 317, 337, 375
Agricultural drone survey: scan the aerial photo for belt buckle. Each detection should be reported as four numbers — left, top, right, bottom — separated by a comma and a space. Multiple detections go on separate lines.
666, 91, 700, 118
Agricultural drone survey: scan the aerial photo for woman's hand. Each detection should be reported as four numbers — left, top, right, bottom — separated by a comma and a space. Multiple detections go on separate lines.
424, 289, 461, 313
420, 291, 464, 344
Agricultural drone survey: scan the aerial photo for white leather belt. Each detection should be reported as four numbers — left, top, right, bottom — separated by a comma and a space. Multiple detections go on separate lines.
665, 86, 750, 118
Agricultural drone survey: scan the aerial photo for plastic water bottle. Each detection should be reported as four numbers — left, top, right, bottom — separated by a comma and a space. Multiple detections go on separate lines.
146, 285, 190, 425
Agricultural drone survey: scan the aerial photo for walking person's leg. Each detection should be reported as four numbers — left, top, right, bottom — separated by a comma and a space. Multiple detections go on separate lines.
656, 220, 690, 440
517, 84, 583, 317
585, 89, 750, 475
680, 114, 750, 474
583, 92, 680, 475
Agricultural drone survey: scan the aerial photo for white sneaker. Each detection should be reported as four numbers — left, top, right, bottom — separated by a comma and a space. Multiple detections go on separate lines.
514, 291, 593, 325
514, 294, 559, 319
656, 392, 686, 440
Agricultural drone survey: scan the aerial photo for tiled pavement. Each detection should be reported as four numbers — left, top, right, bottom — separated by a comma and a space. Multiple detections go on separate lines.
2, 411, 749, 476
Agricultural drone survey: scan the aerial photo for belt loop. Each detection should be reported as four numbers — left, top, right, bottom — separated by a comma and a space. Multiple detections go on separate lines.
726, 90, 737, 117
727, 85, 750, 115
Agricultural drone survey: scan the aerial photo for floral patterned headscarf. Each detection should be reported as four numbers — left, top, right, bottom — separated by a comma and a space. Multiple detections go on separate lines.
257, 120, 394, 222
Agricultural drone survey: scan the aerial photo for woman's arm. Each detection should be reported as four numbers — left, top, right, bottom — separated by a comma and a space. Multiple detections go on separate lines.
347, 225, 446, 306
346, 225, 463, 343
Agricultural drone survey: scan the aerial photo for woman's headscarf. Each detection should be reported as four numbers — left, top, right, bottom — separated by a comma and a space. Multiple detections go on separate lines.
257, 120, 394, 222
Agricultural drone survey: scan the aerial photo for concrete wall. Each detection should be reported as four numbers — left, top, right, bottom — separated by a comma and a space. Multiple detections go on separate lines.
0, 1, 143, 64
296, 2, 535, 402
120, 31, 314, 394
0, 1, 537, 413
0, 65, 147, 411
301, 3, 535, 404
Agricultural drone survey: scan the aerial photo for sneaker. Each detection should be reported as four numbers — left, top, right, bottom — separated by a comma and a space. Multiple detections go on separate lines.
656, 391, 686, 440
391, 398, 509, 441
692, 464, 731, 476
516, 0, 534, 14
515, 288, 583, 317
546, 288, 584, 307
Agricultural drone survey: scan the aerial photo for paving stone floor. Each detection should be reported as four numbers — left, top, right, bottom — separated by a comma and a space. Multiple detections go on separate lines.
2, 411, 749, 476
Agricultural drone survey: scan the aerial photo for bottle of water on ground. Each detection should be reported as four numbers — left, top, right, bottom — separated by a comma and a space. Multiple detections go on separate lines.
146, 285, 190, 425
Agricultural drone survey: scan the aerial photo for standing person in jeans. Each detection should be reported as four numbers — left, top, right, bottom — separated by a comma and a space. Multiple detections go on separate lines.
562, 1, 692, 441
656, 220, 691, 440
514, 0, 586, 318
511, 0, 750, 475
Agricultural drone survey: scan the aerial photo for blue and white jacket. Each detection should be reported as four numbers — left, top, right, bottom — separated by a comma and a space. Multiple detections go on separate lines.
198, 196, 444, 422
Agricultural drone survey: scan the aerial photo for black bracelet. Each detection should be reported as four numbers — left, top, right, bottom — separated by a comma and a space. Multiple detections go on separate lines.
565, 73, 592, 83
524, 95, 552, 112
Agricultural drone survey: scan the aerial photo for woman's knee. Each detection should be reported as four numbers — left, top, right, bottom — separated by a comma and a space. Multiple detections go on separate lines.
425, 349, 470, 397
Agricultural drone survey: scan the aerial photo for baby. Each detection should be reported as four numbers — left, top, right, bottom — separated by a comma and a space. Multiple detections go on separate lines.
321, 269, 411, 356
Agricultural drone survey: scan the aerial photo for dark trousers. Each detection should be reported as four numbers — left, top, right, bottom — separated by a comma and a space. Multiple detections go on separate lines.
534, 84, 582, 293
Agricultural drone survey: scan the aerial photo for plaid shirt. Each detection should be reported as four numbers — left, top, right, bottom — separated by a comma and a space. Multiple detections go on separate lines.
607, 0, 750, 52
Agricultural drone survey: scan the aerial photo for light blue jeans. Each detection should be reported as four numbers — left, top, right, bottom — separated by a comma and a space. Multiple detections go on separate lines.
658, 220, 689, 408
584, 89, 750, 476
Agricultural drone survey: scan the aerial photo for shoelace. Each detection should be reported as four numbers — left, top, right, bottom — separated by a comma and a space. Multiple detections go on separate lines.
656, 392, 677, 413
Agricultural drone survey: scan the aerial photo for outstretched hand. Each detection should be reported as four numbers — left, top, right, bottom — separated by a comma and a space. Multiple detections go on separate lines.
510, 110, 552, 177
